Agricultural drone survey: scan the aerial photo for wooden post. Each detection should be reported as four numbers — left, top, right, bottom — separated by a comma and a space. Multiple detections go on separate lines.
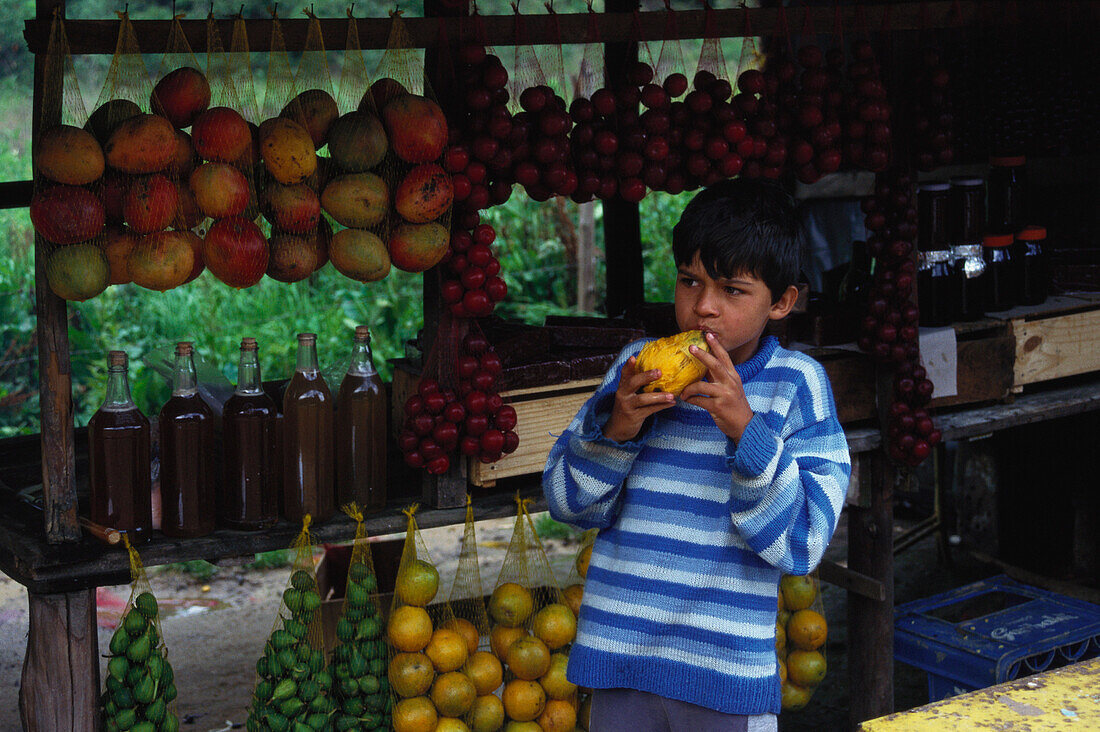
19, 589, 100, 731
601, 0, 644, 317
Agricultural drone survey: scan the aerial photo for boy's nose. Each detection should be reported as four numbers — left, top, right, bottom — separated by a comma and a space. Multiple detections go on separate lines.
693, 288, 719, 316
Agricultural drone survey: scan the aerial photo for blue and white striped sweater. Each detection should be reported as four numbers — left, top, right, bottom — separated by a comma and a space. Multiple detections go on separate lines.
542, 335, 851, 715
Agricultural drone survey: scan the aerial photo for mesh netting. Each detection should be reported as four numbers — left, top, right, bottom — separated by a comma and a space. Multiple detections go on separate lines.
778, 570, 830, 712
247, 516, 336, 728
100, 536, 181, 730
448, 494, 493, 641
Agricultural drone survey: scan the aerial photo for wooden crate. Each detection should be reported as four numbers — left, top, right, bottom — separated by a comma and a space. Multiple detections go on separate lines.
1005, 295, 1100, 389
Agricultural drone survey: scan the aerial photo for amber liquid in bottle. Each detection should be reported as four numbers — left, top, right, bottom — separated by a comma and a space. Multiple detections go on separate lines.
283, 333, 335, 523
89, 351, 152, 543
336, 326, 388, 512
159, 342, 216, 538
221, 338, 278, 530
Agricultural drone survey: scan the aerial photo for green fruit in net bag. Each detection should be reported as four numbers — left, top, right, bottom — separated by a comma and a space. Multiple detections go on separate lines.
279, 697, 305, 717
126, 665, 145, 688
265, 712, 289, 732
124, 611, 147, 636
356, 617, 381, 640
109, 626, 130, 655
108, 656, 129, 682
284, 618, 307, 639
113, 708, 136, 730
271, 629, 296, 651
301, 591, 321, 613
336, 618, 355, 643
126, 634, 151, 664
162, 714, 180, 732
131, 721, 155, 732
135, 592, 158, 619
358, 674, 380, 695
146, 654, 164, 681
273, 679, 298, 701
283, 588, 303, 613
132, 675, 156, 704
277, 649, 297, 672
314, 671, 331, 691
164, 682, 178, 703
291, 571, 315, 591
256, 679, 274, 701
143, 697, 166, 724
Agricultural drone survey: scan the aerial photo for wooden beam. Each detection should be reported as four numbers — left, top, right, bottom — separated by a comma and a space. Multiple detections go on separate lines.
0, 180, 34, 209
19, 589, 100, 732
22, 2, 1005, 56
818, 558, 886, 602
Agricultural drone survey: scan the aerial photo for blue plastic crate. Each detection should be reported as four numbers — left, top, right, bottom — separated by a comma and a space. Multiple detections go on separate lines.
894, 574, 1100, 701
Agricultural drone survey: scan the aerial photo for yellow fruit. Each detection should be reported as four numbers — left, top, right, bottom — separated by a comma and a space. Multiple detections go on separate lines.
490, 624, 528, 660
778, 657, 788, 684
780, 574, 817, 612
635, 330, 710, 396
394, 696, 438, 732
775, 620, 786, 654
532, 603, 577, 650
786, 649, 827, 687
397, 559, 440, 606
539, 653, 577, 700
426, 628, 470, 673
489, 583, 534, 628
467, 694, 505, 732
466, 651, 504, 696
502, 723, 541, 732
258, 116, 317, 184
787, 609, 828, 651
506, 636, 551, 681
780, 681, 814, 711
563, 584, 584, 618
502, 679, 546, 722
389, 605, 434, 652
431, 671, 477, 718
389, 651, 436, 697
574, 545, 592, 579
444, 617, 481, 655
435, 718, 471, 732
537, 699, 577, 732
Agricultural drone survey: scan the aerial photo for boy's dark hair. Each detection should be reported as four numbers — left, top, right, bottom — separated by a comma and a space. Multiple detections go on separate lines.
672, 178, 804, 302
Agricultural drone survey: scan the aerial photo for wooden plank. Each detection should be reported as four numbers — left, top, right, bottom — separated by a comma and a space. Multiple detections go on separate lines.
818, 558, 886, 602
929, 334, 1015, 409
22, 2, 995, 56
818, 351, 877, 424
1013, 308, 1100, 386
936, 380, 1100, 442
19, 589, 99, 732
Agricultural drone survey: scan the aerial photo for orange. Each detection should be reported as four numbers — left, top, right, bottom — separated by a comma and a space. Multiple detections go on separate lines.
389, 651, 436, 697
531, 603, 577, 651
563, 583, 584, 619
502, 723, 541, 732
574, 544, 592, 579
502, 679, 547, 722
390, 605, 434, 652
775, 620, 786, 654
786, 649, 827, 687
465, 650, 504, 695
394, 696, 438, 732
444, 617, 481, 655
467, 694, 505, 732
777, 591, 786, 613
537, 698, 577, 732
779, 574, 817, 612
505, 636, 551, 681
431, 670, 477, 717
490, 624, 529, 659
787, 609, 827, 651
778, 608, 791, 628
578, 694, 592, 730
435, 719, 471, 732
489, 583, 534, 628
538, 653, 576, 700
398, 558, 441, 607
778, 657, 788, 684
780, 680, 814, 711
426, 628, 470, 672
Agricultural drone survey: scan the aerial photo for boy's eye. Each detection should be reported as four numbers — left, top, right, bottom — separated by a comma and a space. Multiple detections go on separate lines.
724, 286, 742, 296
679, 276, 697, 287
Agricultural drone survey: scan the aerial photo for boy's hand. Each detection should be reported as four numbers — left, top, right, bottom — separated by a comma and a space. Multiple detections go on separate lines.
602, 356, 676, 443
681, 332, 755, 442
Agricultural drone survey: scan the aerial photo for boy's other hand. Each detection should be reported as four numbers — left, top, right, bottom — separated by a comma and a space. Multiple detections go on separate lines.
682, 332, 755, 442
602, 355, 676, 443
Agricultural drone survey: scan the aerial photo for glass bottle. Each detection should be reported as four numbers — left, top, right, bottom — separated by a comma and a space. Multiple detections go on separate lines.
89, 350, 151, 543
1015, 225, 1049, 306
838, 240, 874, 310
987, 156, 1027, 236
336, 326, 388, 512
283, 333, 335, 523
221, 337, 278, 530
950, 177, 987, 321
982, 233, 1019, 312
158, 342, 216, 538
917, 182, 957, 326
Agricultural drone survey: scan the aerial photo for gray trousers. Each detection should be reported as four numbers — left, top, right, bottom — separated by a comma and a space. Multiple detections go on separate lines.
590, 688, 779, 732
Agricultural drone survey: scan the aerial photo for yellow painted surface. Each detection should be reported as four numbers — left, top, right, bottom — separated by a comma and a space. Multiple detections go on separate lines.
861, 658, 1100, 730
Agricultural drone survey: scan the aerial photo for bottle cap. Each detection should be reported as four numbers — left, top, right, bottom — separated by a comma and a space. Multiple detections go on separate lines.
990, 155, 1026, 167
175, 342, 193, 356
1016, 225, 1047, 241
355, 325, 371, 341
983, 233, 1014, 248
241, 337, 258, 351
298, 332, 317, 343
108, 350, 127, 367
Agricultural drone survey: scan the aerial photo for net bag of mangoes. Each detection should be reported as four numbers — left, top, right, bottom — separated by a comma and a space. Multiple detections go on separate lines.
488, 496, 579, 731
388, 505, 473, 732
777, 571, 829, 711
561, 529, 596, 730
247, 516, 335, 730
101, 536, 180, 732
328, 503, 390, 730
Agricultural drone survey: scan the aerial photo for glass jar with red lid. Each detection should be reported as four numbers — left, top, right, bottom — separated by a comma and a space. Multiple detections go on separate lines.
982, 233, 1019, 311
1015, 225, 1049, 306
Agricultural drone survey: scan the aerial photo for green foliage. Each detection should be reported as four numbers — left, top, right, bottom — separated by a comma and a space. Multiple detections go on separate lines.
246, 549, 293, 570
533, 512, 582, 542
156, 559, 219, 582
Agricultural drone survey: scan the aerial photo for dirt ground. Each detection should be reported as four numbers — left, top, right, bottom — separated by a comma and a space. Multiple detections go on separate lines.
0, 511, 974, 731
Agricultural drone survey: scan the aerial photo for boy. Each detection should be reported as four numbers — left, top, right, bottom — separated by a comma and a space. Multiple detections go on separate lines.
542, 178, 851, 730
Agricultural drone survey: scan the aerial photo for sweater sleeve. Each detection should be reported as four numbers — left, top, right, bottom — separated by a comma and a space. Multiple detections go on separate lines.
727, 361, 852, 575
541, 343, 649, 530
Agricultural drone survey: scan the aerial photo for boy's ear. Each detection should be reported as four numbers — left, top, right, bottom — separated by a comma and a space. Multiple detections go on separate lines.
768, 285, 801, 321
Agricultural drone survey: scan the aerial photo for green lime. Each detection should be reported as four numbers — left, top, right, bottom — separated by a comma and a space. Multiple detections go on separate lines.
359, 712, 382, 730
335, 713, 357, 731
271, 630, 296, 651
301, 591, 321, 612
358, 674, 380, 695
296, 679, 319, 702
345, 583, 368, 609
283, 588, 303, 613
359, 574, 378, 593
284, 618, 307, 639
291, 571, 315, 591
264, 712, 289, 732
290, 662, 311, 681
341, 697, 364, 716
277, 649, 297, 672
313, 670, 332, 691
336, 618, 355, 643
356, 617, 381, 640
349, 563, 370, 583
368, 657, 385, 676
278, 697, 304, 718
104, 698, 118, 717
308, 694, 331, 712
134, 592, 158, 619
364, 693, 384, 711
332, 662, 349, 681
308, 649, 325, 673
305, 712, 329, 730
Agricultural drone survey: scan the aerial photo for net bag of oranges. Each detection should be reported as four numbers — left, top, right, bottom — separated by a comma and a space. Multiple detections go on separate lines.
246, 516, 335, 730
328, 503, 391, 730
777, 571, 829, 711
388, 504, 478, 732
488, 496, 579, 731
562, 529, 596, 730
101, 536, 181, 732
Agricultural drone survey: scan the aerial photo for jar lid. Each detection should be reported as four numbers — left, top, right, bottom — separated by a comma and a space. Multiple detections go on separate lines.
983, 233, 1014, 247
990, 155, 1026, 167
950, 176, 984, 187
918, 182, 951, 192
1016, 225, 1047, 241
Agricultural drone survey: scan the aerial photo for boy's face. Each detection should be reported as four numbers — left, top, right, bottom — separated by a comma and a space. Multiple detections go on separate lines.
674, 253, 797, 365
